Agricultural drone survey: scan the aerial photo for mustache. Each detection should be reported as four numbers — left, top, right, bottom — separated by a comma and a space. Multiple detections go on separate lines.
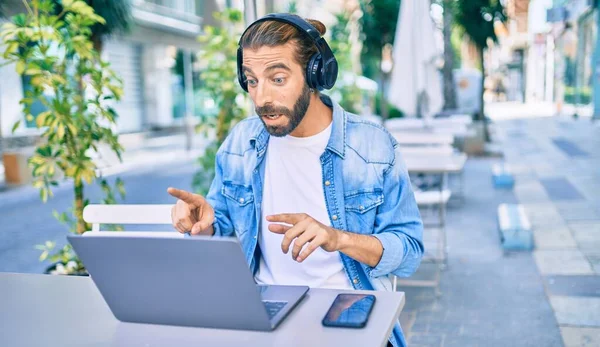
255, 104, 291, 117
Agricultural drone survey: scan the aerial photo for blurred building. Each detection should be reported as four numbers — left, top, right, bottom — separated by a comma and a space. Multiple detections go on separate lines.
547, 0, 599, 119
481, 0, 600, 120
481, 0, 530, 103
0, 0, 225, 145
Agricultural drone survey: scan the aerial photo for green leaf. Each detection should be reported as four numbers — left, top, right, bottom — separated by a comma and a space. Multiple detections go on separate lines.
5, 42, 18, 56
57, 125, 65, 140
40, 188, 48, 202
36, 111, 51, 128
11, 120, 21, 133
1, 23, 17, 31
16, 61, 25, 75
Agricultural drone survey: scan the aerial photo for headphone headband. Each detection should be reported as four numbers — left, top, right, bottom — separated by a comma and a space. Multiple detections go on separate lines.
238, 13, 322, 46
237, 13, 338, 92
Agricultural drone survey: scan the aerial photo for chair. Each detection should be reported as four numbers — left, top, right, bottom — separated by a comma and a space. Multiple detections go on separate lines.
83, 204, 173, 231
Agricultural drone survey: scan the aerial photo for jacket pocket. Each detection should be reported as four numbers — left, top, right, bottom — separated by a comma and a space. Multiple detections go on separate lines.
344, 189, 384, 234
221, 181, 255, 235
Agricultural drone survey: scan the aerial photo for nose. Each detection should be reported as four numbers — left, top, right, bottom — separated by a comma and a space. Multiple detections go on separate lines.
252, 80, 273, 108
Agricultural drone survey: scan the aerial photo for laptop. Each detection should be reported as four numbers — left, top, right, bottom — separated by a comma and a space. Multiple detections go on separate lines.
67, 232, 309, 331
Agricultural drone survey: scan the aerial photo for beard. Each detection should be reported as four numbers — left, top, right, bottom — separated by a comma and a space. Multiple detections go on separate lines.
255, 84, 311, 137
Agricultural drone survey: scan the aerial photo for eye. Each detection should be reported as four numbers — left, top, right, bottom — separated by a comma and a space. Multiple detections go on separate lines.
246, 79, 257, 87
274, 77, 285, 85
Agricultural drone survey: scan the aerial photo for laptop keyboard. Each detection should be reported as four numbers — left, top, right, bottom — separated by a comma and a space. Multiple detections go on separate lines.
262, 301, 287, 319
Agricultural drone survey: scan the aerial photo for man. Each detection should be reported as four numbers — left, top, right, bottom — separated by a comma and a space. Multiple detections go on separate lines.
169, 13, 423, 347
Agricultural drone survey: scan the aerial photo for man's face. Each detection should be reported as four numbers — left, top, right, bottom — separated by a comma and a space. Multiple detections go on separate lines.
242, 42, 311, 137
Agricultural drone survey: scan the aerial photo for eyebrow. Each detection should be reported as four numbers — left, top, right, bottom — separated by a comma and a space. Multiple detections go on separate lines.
242, 63, 292, 76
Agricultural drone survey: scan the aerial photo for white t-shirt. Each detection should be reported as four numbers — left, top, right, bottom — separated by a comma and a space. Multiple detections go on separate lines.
254, 122, 354, 290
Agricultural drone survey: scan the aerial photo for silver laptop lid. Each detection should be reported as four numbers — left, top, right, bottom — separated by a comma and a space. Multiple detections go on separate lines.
68, 233, 273, 330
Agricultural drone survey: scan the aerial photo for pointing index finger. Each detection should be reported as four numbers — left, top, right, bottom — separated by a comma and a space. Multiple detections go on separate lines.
167, 187, 204, 207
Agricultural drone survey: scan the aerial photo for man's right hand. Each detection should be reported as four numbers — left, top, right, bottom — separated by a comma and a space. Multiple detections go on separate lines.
167, 187, 215, 235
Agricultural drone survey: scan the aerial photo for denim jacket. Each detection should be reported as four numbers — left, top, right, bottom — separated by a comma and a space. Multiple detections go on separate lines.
205, 96, 424, 347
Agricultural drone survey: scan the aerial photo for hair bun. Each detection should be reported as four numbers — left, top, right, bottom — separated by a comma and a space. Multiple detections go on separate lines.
305, 19, 326, 36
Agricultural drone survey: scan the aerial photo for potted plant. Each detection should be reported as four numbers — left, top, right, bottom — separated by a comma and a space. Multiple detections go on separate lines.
1, 0, 126, 275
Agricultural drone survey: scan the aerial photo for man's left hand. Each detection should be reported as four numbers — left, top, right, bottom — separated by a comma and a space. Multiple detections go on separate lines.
266, 213, 341, 263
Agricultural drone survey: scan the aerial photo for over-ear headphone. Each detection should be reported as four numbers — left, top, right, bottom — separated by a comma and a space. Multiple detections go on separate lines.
237, 13, 338, 92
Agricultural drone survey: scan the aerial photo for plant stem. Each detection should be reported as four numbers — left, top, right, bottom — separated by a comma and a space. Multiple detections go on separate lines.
21, 0, 33, 15
74, 179, 85, 234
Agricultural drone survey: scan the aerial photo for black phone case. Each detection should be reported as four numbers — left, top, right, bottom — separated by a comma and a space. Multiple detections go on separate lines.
321, 294, 376, 328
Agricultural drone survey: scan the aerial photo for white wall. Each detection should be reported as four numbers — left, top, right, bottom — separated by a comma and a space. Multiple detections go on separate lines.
0, 43, 25, 137
104, 40, 146, 133
525, 0, 553, 102
142, 44, 176, 128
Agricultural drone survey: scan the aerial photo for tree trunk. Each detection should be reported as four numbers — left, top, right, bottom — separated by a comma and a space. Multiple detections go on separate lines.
74, 180, 86, 234
478, 46, 490, 142
92, 34, 103, 54
442, 0, 457, 110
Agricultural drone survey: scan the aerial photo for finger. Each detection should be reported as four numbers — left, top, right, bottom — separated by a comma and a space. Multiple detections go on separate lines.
191, 221, 203, 235
167, 187, 205, 207
178, 218, 193, 232
281, 218, 312, 254
268, 223, 293, 234
191, 206, 215, 234
176, 221, 189, 233
266, 213, 306, 225
291, 224, 319, 261
297, 234, 327, 263
172, 219, 184, 233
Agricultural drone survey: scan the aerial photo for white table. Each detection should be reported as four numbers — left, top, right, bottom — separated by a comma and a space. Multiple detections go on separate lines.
391, 132, 454, 146
0, 273, 405, 347
403, 153, 468, 267
404, 153, 467, 174
386, 116, 472, 130
400, 145, 455, 156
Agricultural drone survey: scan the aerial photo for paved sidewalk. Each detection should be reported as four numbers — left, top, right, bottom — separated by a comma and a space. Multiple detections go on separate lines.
400, 103, 600, 346
500, 111, 600, 346
0, 132, 208, 191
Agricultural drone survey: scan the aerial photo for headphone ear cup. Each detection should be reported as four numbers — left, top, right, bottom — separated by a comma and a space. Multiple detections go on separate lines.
237, 47, 248, 92
306, 53, 322, 90
322, 59, 338, 90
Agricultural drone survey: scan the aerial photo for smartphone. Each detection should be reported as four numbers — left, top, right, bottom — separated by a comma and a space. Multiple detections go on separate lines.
322, 293, 376, 328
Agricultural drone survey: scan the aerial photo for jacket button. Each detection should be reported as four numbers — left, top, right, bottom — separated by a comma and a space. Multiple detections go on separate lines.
332, 215, 338, 221
239, 198, 245, 204
324, 180, 331, 186
359, 205, 364, 211
353, 278, 359, 284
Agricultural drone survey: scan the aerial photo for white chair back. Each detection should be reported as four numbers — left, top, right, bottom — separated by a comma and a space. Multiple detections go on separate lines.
83, 204, 173, 232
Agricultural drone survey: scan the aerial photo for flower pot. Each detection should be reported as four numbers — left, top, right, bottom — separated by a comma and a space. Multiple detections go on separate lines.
44, 262, 89, 276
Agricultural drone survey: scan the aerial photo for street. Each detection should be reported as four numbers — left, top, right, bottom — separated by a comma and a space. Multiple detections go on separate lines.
0, 159, 197, 274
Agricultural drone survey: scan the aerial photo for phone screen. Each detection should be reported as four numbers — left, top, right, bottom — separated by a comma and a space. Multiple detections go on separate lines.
322, 293, 376, 328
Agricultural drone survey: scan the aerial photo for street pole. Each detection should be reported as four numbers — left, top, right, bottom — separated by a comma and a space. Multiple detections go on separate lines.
593, 3, 600, 121
182, 49, 194, 151
244, 0, 257, 25
380, 43, 393, 127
